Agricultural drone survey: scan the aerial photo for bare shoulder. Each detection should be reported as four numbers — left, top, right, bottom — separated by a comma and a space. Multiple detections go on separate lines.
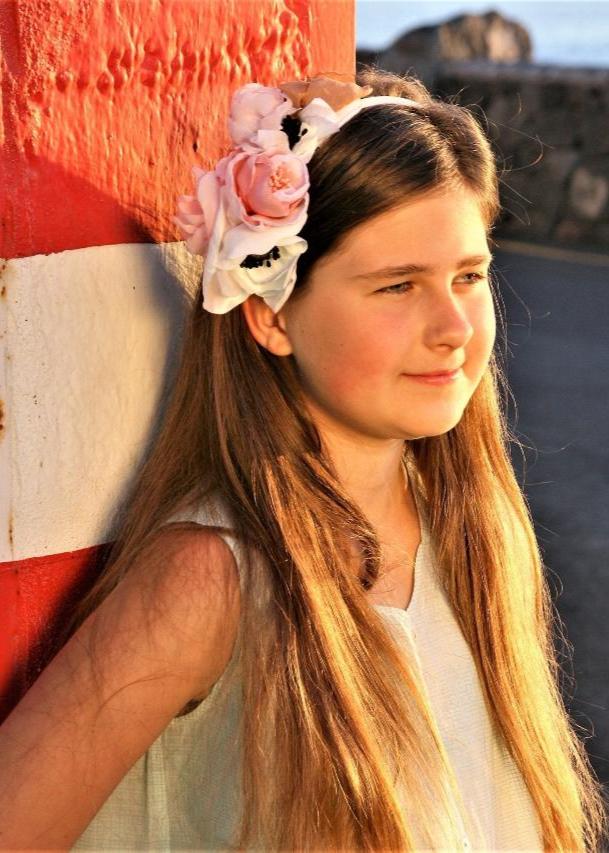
141, 521, 242, 698
0, 522, 241, 849
81, 520, 242, 700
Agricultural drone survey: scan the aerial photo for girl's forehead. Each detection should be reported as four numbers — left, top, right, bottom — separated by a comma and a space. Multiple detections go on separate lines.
329, 195, 489, 276
370, 190, 485, 233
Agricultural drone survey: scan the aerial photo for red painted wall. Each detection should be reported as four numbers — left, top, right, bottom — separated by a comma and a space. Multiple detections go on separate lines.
0, 0, 355, 720
0, 0, 355, 259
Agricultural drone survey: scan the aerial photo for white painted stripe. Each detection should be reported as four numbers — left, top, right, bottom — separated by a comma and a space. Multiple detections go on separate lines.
0, 242, 203, 561
0, 259, 13, 562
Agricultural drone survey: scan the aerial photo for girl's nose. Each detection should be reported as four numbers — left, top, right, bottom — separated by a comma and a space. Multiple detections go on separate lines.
423, 293, 474, 350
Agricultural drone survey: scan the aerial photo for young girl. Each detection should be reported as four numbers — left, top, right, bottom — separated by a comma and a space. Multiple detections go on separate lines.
0, 67, 606, 851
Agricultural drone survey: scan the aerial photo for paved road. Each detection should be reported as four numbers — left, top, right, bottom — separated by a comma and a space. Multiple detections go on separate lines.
494, 238, 609, 786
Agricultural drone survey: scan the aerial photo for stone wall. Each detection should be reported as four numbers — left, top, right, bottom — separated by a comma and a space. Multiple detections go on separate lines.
356, 51, 609, 254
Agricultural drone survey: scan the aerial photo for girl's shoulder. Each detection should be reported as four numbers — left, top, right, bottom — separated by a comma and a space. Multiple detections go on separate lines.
154, 492, 247, 721
0, 517, 241, 849
159, 490, 249, 586
161, 488, 231, 527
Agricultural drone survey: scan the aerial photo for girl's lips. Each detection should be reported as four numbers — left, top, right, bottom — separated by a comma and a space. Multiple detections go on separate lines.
403, 368, 462, 384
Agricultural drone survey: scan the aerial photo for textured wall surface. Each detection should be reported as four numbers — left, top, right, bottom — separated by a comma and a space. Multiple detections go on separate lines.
0, 0, 355, 718
1, 0, 353, 257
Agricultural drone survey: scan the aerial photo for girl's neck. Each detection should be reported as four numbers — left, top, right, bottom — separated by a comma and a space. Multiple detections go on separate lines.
345, 456, 412, 533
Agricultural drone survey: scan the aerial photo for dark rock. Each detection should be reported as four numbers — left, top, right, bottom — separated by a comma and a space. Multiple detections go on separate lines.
380, 8, 532, 71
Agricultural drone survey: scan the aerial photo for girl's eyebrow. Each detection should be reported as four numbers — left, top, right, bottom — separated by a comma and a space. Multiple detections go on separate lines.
352, 253, 494, 281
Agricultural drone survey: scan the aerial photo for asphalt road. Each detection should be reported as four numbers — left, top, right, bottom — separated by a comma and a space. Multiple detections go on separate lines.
493, 238, 609, 787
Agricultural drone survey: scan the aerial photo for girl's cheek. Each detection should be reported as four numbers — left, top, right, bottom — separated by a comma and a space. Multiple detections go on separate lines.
324, 345, 393, 402
306, 339, 377, 401
301, 306, 405, 394
468, 297, 496, 371
468, 290, 494, 333
478, 297, 497, 346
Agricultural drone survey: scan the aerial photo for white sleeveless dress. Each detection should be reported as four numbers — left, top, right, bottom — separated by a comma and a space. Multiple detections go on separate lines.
72, 466, 543, 851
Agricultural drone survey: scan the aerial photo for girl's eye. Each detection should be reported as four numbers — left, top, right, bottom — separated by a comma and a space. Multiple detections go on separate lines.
379, 281, 411, 295
379, 272, 487, 294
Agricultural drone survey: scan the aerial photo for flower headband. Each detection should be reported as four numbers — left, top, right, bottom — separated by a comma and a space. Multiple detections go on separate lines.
173, 73, 421, 314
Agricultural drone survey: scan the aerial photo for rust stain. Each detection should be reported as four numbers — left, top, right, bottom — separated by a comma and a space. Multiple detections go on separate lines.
0, 257, 7, 291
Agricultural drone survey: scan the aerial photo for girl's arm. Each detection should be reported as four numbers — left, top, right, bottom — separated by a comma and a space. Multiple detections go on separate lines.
0, 525, 241, 851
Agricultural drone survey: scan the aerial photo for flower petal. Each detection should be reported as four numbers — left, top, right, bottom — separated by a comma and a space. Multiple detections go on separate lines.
220, 205, 308, 261
203, 267, 250, 314
202, 190, 228, 293
177, 195, 204, 216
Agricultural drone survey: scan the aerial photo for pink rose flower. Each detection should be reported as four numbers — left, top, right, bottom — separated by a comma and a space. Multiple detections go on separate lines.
227, 83, 295, 147
217, 140, 309, 231
172, 166, 222, 254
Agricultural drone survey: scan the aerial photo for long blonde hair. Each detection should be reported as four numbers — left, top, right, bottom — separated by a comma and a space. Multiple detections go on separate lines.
59, 67, 607, 850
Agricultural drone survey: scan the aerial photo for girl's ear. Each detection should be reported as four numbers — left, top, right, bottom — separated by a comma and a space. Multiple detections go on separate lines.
240, 295, 294, 357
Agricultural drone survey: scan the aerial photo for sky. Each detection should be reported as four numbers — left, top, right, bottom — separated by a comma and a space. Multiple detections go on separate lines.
356, 0, 609, 67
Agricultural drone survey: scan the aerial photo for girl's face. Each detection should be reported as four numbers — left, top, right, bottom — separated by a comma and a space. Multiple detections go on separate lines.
277, 187, 496, 441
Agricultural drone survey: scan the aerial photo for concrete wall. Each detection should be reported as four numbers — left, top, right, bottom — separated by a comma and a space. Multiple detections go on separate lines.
357, 52, 609, 254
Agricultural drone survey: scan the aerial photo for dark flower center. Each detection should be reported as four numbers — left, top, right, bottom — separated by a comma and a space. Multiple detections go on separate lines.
240, 245, 282, 269
280, 114, 309, 149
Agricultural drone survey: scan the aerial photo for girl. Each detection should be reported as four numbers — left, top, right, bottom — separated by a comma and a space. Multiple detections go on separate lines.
0, 67, 606, 851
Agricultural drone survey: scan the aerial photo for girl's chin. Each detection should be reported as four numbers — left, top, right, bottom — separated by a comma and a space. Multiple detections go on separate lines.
397, 410, 468, 438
